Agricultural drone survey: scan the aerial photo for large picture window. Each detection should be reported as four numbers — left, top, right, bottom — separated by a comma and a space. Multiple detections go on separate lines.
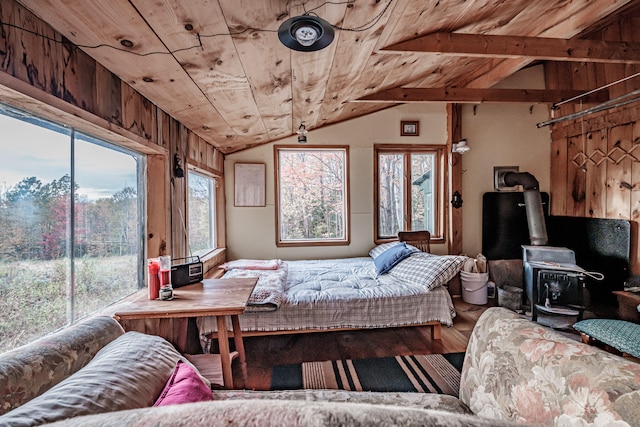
0, 104, 144, 353
188, 170, 217, 255
275, 146, 349, 246
375, 145, 445, 241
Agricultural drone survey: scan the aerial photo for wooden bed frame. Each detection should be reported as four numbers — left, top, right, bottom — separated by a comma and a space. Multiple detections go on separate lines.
227, 321, 442, 340
398, 230, 431, 253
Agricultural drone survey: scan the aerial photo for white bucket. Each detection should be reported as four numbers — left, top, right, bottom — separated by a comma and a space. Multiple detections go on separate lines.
460, 272, 489, 305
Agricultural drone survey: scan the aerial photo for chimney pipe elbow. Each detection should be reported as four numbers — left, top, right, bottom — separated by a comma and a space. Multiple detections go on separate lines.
503, 171, 539, 191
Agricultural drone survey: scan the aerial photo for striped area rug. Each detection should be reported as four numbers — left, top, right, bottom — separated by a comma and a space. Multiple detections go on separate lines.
270, 353, 464, 397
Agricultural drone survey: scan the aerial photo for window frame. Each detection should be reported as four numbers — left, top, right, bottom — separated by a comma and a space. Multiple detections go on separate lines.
274, 145, 350, 247
187, 168, 218, 256
374, 144, 446, 244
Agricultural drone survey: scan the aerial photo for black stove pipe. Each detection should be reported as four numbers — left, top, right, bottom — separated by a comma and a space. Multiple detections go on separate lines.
502, 172, 548, 246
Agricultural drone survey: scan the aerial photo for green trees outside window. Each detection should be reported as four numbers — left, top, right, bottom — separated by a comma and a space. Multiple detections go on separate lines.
0, 105, 143, 354
276, 147, 348, 245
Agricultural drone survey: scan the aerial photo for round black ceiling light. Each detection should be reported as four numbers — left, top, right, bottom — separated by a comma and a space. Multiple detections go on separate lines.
278, 15, 335, 52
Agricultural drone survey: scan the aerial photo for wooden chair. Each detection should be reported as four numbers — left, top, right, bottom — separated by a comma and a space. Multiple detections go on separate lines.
398, 230, 431, 253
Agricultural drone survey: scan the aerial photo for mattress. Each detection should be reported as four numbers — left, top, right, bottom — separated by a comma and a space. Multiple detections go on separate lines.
197, 257, 456, 338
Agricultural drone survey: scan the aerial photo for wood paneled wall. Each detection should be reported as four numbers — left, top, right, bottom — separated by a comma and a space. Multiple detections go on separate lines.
545, 6, 640, 274
0, 0, 224, 263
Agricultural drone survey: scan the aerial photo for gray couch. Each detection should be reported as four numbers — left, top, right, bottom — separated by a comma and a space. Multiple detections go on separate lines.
1, 307, 639, 426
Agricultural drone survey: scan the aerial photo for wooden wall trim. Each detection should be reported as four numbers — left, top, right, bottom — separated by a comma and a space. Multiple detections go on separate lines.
147, 154, 170, 259
447, 103, 463, 255
447, 103, 462, 295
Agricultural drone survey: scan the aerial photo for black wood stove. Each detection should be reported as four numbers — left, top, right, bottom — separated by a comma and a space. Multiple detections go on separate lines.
522, 245, 586, 322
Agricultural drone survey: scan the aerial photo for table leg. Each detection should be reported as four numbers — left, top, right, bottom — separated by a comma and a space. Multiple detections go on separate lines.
216, 316, 233, 388
231, 315, 247, 386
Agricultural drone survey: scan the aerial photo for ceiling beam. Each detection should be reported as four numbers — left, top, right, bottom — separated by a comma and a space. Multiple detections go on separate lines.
381, 32, 640, 64
354, 87, 609, 104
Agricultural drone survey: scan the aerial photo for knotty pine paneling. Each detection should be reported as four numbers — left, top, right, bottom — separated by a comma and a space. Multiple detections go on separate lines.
121, 82, 155, 142
550, 138, 568, 217
566, 134, 587, 217
170, 119, 189, 259
95, 63, 123, 127
606, 124, 633, 221
632, 121, 640, 224
546, 8, 640, 273
585, 129, 608, 218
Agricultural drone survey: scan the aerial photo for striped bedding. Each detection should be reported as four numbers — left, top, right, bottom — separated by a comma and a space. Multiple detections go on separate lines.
197, 256, 459, 341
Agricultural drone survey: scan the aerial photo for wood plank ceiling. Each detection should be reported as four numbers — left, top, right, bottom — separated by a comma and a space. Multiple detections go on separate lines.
13, 0, 638, 154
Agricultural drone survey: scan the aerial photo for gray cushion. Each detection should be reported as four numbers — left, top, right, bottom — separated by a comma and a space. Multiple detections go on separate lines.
0, 332, 184, 426
0, 316, 124, 415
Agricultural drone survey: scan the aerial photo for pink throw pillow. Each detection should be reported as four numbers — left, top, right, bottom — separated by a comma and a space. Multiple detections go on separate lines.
154, 361, 213, 406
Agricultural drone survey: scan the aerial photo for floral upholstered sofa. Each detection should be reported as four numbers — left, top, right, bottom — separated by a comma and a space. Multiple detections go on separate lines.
460, 308, 640, 426
1, 307, 639, 426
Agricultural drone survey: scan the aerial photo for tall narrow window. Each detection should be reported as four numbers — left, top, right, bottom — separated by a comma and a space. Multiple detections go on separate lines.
275, 146, 349, 246
375, 145, 445, 241
0, 104, 144, 353
188, 170, 217, 255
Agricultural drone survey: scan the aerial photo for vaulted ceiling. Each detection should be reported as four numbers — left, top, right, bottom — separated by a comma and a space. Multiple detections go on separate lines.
15, 0, 639, 153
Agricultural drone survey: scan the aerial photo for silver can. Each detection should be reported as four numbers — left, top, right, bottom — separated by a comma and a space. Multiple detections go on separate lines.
159, 284, 173, 300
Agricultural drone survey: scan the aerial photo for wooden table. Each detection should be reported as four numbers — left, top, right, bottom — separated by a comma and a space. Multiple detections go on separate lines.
113, 277, 258, 389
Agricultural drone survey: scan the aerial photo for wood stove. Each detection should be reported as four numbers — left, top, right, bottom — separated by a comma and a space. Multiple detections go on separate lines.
522, 245, 586, 322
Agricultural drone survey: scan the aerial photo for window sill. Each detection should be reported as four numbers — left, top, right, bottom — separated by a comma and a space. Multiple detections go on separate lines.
199, 247, 225, 263
200, 248, 226, 277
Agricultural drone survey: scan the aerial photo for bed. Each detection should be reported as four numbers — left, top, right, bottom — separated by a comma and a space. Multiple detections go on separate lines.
197, 239, 468, 348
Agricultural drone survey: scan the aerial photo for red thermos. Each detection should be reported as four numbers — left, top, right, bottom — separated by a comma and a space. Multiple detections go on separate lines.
148, 260, 160, 300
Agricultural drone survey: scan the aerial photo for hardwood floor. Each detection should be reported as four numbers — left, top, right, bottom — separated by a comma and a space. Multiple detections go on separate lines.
232, 296, 494, 390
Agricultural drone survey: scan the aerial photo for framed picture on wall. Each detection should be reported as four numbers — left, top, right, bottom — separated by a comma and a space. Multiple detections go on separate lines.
401, 121, 419, 136
234, 163, 266, 207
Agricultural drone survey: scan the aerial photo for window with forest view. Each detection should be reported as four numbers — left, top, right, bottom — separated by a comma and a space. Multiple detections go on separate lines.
188, 170, 216, 255
0, 104, 144, 354
375, 145, 444, 241
276, 146, 349, 245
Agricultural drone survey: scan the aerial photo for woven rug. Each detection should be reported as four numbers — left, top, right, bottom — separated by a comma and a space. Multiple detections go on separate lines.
270, 352, 464, 397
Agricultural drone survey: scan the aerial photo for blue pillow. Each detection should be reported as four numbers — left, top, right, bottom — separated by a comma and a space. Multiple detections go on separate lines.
374, 243, 414, 275
369, 241, 403, 259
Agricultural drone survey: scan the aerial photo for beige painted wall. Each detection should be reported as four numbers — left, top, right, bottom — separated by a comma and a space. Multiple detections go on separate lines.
224, 103, 448, 260
225, 65, 552, 261
460, 65, 551, 257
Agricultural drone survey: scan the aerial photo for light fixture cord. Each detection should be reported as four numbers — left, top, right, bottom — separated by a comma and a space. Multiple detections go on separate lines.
333, 0, 393, 32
